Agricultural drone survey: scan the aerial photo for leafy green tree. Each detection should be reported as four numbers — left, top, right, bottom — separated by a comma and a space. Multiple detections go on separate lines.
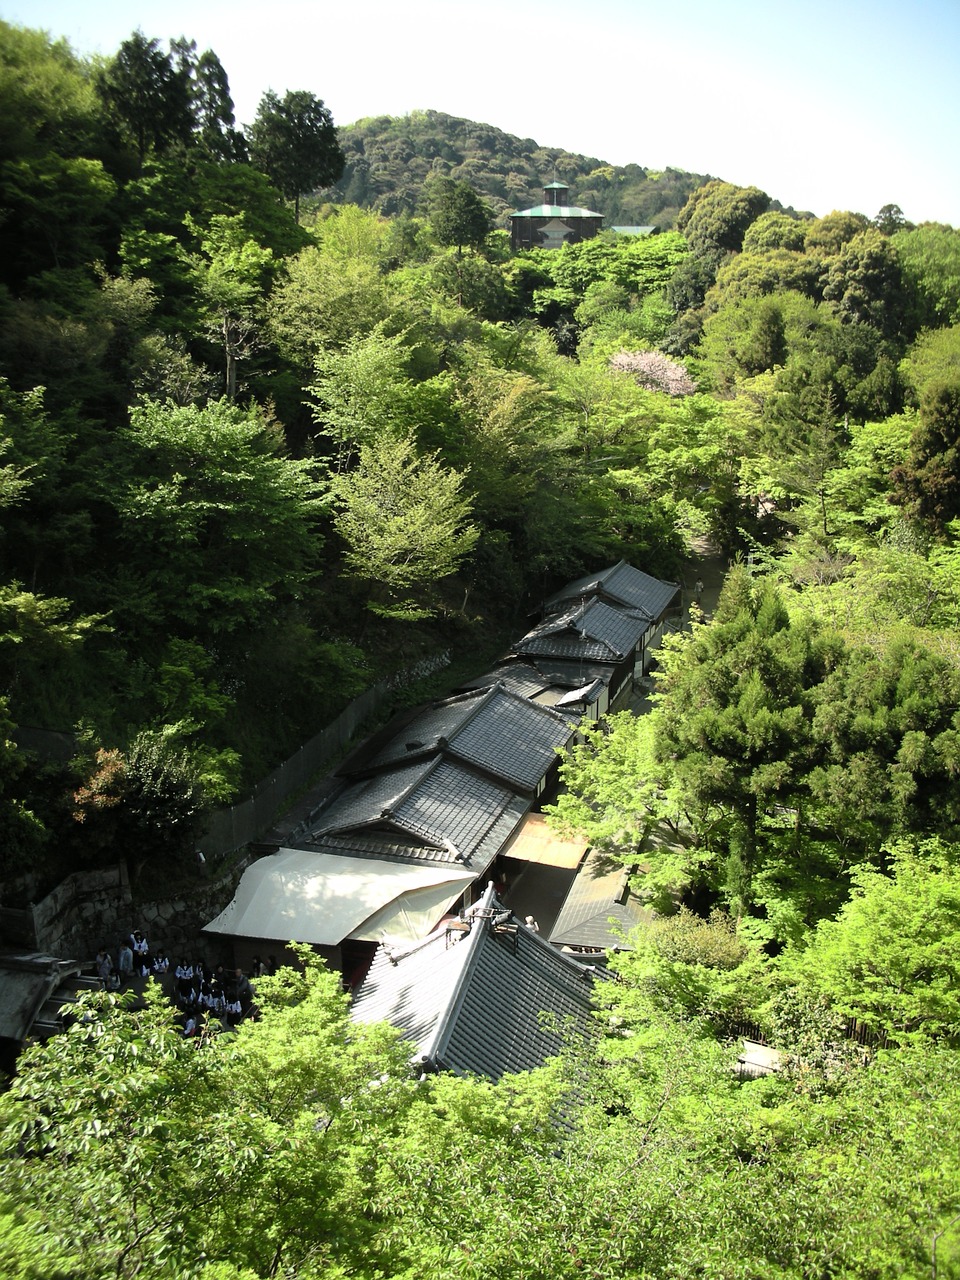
329, 431, 478, 618
426, 176, 492, 254
268, 206, 391, 364
71, 727, 207, 864
696, 293, 799, 390
0, 698, 48, 872
111, 398, 327, 640
872, 202, 908, 235
1, 154, 116, 276
704, 247, 820, 309
741, 210, 808, 253
676, 179, 770, 262
549, 713, 666, 850
0, 21, 101, 168
890, 378, 960, 532
778, 842, 960, 1041
820, 227, 906, 338
0, 22, 107, 286
0, 583, 105, 719
809, 631, 960, 843
247, 89, 345, 222
652, 570, 841, 914
803, 209, 870, 256
95, 30, 193, 167
612, 908, 764, 1031
421, 247, 510, 317
900, 323, 960, 400
171, 38, 244, 160
893, 221, 960, 328
0, 953, 416, 1279
186, 213, 274, 398
310, 325, 427, 459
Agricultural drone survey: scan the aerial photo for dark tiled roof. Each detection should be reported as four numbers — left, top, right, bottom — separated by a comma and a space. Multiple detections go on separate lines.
524, 657, 617, 688
351, 887, 604, 1079
357, 686, 574, 791
449, 688, 573, 788
310, 833, 452, 865
309, 757, 529, 869
546, 560, 679, 621
515, 599, 648, 664
548, 850, 653, 949
361, 693, 483, 772
310, 760, 434, 838
458, 663, 553, 701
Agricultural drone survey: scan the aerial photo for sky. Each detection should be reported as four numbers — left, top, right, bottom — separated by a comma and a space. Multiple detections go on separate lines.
6, 0, 960, 225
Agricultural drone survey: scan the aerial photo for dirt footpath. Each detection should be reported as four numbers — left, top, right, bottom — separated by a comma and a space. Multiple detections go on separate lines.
681, 541, 729, 622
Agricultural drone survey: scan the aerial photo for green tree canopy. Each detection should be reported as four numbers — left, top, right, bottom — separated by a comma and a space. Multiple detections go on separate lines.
95, 29, 193, 167
890, 377, 960, 531
426, 176, 492, 253
329, 431, 478, 618
676, 179, 770, 262
247, 89, 345, 222
110, 398, 327, 640
778, 843, 960, 1041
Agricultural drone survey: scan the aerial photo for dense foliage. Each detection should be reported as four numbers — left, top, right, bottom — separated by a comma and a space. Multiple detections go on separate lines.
2, 947, 960, 1279
328, 108, 716, 228
3, 15, 960, 1278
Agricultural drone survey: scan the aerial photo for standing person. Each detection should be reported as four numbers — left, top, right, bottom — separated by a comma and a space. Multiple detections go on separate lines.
524, 915, 540, 933
694, 578, 704, 605
117, 939, 134, 986
234, 967, 252, 1010
131, 930, 150, 966
96, 949, 114, 988
175, 960, 194, 1004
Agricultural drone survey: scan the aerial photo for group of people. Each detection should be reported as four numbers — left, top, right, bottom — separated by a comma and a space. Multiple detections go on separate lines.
94, 929, 273, 1038
95, 930, 167, 991
174, 959, 258, 1034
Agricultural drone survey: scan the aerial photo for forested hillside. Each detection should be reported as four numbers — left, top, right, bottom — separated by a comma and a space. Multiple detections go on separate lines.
327, 108, 713, 227
3, 18, 960, 1277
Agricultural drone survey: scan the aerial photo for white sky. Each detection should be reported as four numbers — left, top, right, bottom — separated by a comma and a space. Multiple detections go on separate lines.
6, 0, 959, 225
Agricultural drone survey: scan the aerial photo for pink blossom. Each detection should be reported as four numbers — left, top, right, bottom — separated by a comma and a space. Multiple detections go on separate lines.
609, 350, 696, 397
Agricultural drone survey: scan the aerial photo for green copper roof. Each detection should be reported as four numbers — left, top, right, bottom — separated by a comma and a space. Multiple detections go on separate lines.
510, 204, 603, 218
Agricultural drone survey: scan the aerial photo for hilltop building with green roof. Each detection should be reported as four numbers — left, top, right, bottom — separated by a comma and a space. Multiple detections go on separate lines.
509, 179, 604, 250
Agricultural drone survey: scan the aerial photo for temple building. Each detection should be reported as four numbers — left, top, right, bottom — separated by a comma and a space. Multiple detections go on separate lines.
510, 180, 604, 250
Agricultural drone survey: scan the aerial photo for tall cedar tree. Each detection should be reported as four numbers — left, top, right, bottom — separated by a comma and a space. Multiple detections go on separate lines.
247, 89, 344, 222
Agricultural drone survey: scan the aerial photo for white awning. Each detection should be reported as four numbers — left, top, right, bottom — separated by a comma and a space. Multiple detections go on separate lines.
204, 848, 475, 947
348, 879, 471, 943
499, 813, 588, 869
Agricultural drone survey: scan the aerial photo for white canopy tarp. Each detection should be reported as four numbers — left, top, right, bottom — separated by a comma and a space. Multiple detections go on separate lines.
204, 848, 475, 947
348, 878, 472, 943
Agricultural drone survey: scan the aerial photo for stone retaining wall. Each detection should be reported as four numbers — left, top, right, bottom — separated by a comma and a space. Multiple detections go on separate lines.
18, 854, 255, 967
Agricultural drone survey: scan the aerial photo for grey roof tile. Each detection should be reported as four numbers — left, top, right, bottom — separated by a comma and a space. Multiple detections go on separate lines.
527, 657, 617, 688
459, 664, 552, 699
351, 888, 604, 1080
548, 849, 653, 949
358, 686, 574, 791
449, 688, 573, 789
311, 761, 434, 838
546, 560, 679, 621
309, 757, 530, 869
515, 599, 648, 663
